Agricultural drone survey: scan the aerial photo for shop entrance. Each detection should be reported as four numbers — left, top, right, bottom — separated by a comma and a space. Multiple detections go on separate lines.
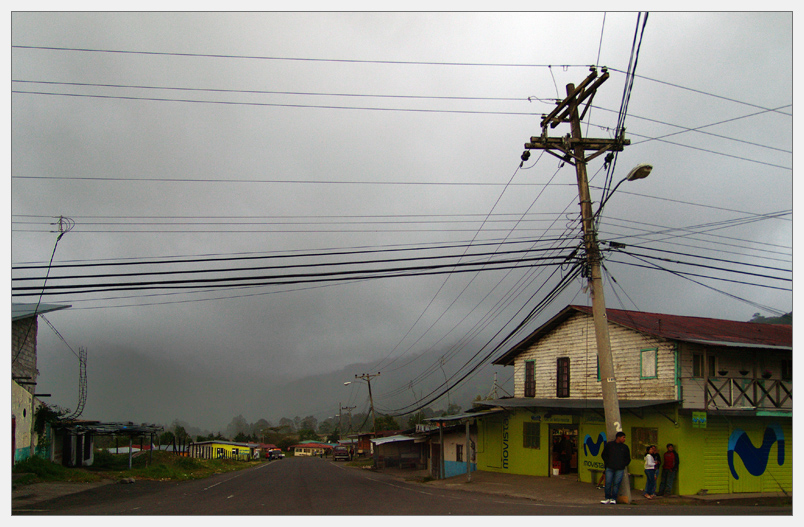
549, 425, 578, 476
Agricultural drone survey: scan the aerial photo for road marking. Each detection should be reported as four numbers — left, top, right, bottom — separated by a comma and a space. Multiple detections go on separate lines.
203, 472, 244, 491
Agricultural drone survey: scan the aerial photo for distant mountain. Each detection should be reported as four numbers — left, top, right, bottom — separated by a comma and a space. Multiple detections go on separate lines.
262, 351, 513, 426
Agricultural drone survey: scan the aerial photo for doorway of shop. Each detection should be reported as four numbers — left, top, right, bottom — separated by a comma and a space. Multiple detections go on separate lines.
549, 425, 578, 476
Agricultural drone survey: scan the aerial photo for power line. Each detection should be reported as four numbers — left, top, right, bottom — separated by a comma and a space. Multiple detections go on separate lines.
11, 89, 541, 117
11, 79, 530, 103
12, 45, 589, 69
12, 256, 579, 298
13, 246, 571, 282
13, 236, 571, 270
12, 45, 788, 116
11, 173, 572, 186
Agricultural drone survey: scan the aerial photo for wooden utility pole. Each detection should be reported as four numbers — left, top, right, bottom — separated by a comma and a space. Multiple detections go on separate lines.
524, 66, 632, 502
356, 373, 380, 436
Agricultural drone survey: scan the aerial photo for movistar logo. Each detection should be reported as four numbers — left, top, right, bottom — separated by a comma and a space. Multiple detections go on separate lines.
727, 423, 785, 479
583, 432, 606, 457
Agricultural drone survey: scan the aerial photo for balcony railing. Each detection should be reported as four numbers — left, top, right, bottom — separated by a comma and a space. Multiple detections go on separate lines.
705, 377, 792, 410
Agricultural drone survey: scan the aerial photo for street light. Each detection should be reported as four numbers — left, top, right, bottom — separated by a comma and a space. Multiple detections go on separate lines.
597, 164, 653, 213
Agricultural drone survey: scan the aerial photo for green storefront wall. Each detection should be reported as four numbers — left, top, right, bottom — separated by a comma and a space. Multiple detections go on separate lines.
475, 407, 791, 496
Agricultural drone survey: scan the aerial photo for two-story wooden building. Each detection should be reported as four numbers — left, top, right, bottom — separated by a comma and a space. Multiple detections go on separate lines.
473, 305, 791, 496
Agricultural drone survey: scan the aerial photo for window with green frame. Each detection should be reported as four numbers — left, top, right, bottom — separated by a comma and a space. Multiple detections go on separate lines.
640, 348, 658, 379
523, 421, 540, 449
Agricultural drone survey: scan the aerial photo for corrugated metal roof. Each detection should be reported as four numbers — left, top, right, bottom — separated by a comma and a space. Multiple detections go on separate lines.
494, 305, 792, 365
370, 434, 415, 445
12, 302, 71, 321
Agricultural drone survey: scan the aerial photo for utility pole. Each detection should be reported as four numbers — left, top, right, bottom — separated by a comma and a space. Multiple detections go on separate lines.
523, 66, 631, 502
355, 373, 380, 436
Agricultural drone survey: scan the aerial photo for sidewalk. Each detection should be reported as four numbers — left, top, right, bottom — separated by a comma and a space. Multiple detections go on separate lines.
383, 468, 791, 507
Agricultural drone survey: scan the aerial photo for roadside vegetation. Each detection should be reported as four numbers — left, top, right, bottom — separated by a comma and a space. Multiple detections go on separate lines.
12, 450, 264, 487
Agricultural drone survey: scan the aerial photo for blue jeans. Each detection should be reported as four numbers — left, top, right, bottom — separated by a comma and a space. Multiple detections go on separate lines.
659, 469, 676, 495
644, 468, 656, 495
604, 468, 625, 500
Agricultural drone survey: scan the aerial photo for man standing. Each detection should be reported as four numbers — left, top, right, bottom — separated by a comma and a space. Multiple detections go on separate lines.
600, 431, 631, 504
657, 443, 679, 496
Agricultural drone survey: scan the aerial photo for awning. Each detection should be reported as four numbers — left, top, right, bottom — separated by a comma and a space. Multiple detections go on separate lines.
423, 407, 505, 423
473, 398, 677, 410
370, 434, 415, 445
12, 303, 71, 321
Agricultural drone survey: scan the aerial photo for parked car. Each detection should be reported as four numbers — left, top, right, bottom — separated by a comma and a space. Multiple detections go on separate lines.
268, 449, 285, 460
332, 446, 351, 461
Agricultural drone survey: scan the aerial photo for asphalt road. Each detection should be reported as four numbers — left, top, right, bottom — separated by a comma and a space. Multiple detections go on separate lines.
11, 457, 793, 515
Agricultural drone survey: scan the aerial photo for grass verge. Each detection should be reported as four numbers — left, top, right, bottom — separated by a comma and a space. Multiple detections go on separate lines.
13, 451, 264, 487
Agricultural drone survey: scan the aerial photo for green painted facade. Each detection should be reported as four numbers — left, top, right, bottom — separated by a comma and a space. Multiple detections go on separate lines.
476, 407, 791, 495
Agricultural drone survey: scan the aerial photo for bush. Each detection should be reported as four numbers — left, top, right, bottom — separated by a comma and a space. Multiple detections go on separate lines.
13, 456, 69, 479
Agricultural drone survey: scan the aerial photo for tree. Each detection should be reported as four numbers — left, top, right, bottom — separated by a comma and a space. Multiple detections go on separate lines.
159, 430, 175, 445
406, 412, 425, 428
298, 428, 319, 441
326, 429, 340, 443
171, 421, 189, 442
318, 420, 333, 434
226, 414, 249, 439
374, 414, 399, 432
300, 415, 318, 431
442, 403, 462, 416
252, 418, 271, 440
750, 312, 792, 325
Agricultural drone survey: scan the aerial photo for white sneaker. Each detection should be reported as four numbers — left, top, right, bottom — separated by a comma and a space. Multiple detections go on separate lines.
609, 499, 617, 504
601, 499, 609, 504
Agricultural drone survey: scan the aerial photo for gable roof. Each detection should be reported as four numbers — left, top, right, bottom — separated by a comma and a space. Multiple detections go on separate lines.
493, 305, 792, 366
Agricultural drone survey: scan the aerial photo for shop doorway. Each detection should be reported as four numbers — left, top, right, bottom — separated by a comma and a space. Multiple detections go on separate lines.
549, 425, 578, 476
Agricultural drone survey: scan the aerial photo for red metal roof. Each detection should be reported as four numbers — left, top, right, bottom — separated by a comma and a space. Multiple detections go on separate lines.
571, 305, 791, 347
494, 305, 791, 366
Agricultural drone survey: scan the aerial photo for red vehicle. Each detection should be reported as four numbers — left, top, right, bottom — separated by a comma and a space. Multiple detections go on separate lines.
332, 446, 351, 461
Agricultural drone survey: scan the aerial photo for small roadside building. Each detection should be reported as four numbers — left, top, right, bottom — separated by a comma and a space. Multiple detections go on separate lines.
189, 440, 260, 460
290, 442, 332, 457
12, 303, 70, 464
371, 434, 425, 469
474, 305, 791, 496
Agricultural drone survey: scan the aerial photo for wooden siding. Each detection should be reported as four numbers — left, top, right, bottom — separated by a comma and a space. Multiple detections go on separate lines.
512, 311, 677, 400
679, 342, 792, 410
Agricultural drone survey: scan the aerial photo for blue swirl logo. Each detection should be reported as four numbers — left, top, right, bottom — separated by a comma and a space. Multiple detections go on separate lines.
583, 432, 606, 457
727, 423, 784, 480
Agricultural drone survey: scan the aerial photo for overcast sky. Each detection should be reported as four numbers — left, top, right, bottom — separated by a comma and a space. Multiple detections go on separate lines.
8, 11, 793, 431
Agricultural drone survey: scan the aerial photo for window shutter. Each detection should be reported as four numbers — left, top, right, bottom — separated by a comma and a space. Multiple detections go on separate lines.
525, 361, 536, 397
557, 357, 570, 398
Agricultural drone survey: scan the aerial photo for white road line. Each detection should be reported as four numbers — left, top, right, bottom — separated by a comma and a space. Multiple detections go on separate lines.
203, 471, 244, 491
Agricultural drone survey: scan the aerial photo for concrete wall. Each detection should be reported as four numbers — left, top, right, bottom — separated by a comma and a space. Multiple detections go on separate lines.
12, 380, 50, 463
476, 407, 792, 495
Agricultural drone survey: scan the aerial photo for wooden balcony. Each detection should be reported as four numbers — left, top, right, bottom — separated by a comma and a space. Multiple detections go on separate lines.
704, 377, 792, 410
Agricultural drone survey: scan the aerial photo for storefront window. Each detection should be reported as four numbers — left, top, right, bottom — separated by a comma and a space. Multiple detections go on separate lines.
630, 427, 657, 459
523, 422, 540, 449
